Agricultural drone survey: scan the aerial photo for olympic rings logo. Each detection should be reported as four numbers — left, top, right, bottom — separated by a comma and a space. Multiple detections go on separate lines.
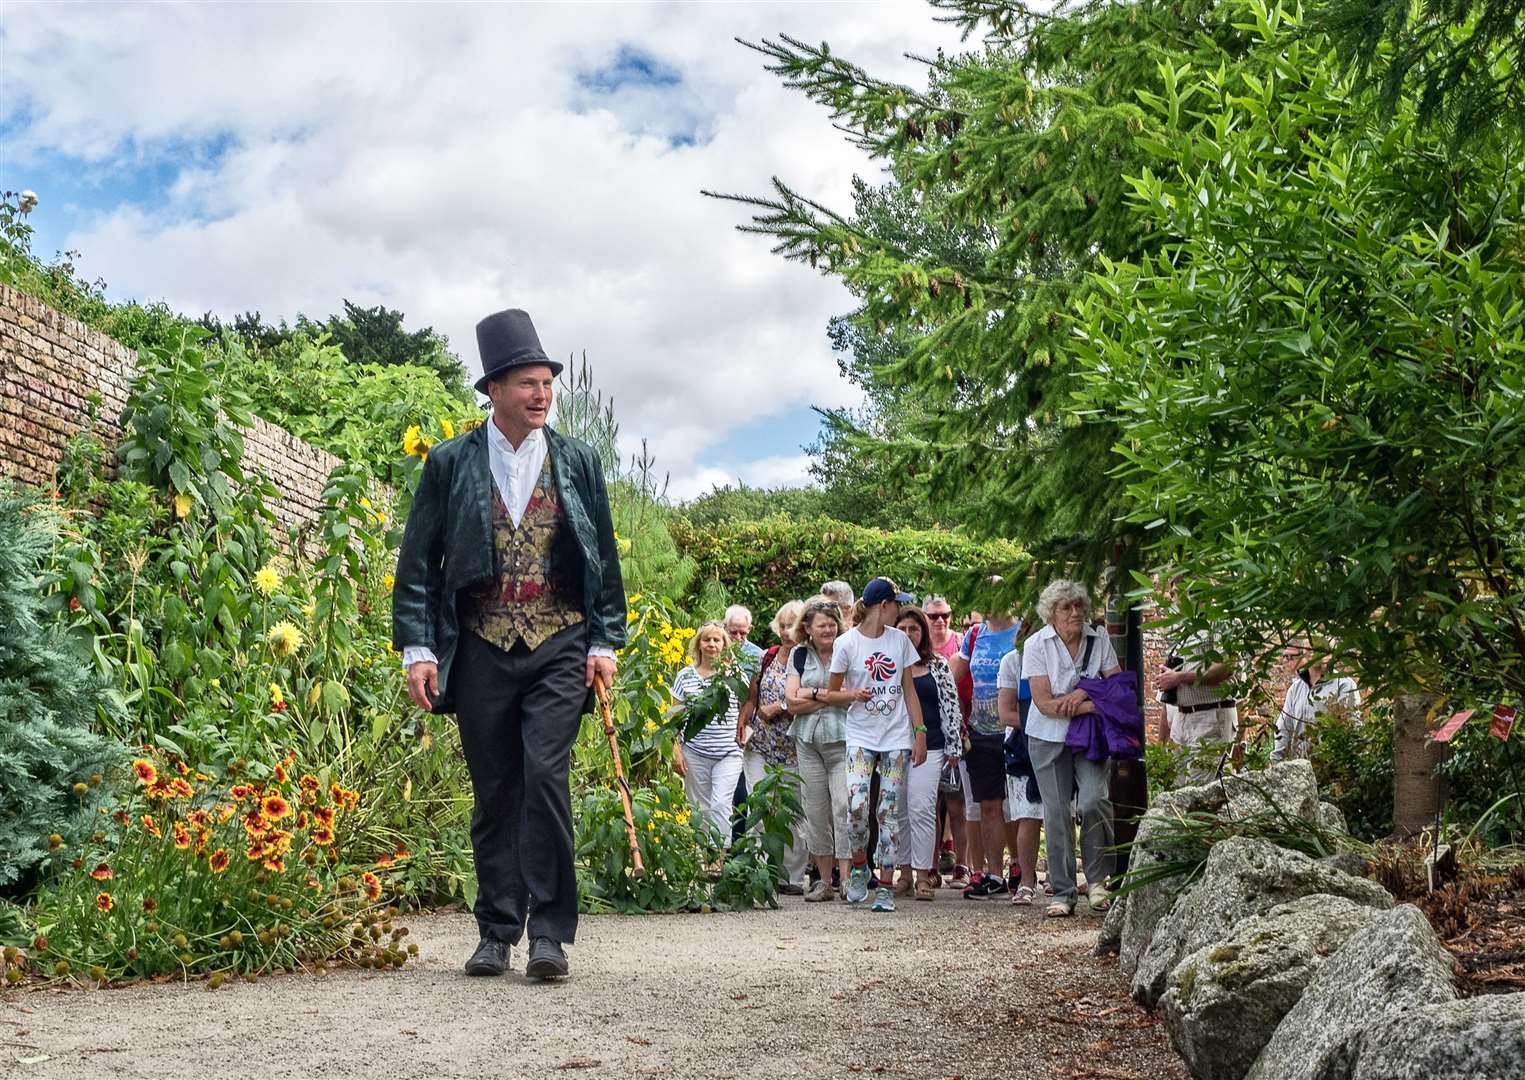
861, 697, 898, 716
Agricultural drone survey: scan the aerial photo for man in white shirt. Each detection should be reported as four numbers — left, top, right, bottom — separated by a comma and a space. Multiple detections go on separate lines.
392, 308, 625, 981
1271, 642, 1360, 763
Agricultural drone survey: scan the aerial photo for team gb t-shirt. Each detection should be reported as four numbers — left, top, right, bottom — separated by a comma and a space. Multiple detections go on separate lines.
829, 625, 920, 752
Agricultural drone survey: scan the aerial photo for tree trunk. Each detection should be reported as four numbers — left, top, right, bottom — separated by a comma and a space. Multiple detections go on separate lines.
1392, 692, 1444, 838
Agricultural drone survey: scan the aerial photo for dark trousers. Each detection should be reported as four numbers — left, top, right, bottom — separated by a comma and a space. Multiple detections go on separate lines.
453, 623, 587, 945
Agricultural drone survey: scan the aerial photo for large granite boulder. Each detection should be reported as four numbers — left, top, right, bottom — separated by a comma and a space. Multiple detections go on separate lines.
1119, 777, 1228, 976
1222, 760, 1320, 822
1095, 890, 1128, 956
1316, 800, 1348, 836
1160, 894, 1382, 1080
1133, 836, 1393, 1006
1245, 905, 1457, 1080
1313, 992, 1525, 1080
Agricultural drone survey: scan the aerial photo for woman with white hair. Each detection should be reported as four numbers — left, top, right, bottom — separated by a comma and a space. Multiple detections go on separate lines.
1021, 579, 1122, 917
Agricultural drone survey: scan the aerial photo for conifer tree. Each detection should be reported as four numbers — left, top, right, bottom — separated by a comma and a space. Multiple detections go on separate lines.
708, 0, 1260, 584
0, 487, 122, 888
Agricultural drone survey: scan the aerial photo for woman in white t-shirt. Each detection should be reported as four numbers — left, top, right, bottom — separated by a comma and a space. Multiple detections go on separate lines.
828, 577, 927, 913
670, 621, 745, 850
1021, 579, 1122, 918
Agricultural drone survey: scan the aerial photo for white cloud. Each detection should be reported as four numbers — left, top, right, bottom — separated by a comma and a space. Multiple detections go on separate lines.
669, 453, 816, 502
0, 1, 967, 493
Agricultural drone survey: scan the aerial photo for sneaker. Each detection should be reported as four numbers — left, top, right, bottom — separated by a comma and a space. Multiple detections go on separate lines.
949, 865, 971, 890
1007, 862, 1021, 894
846, 863, 872, 904
778, 881, 805, 897
804, 879, 834, 903
870, 886, 896, 912
939, 846, 956, 875
962, 874, 1009, 900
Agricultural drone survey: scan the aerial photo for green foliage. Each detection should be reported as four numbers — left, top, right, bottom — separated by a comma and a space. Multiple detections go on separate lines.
1310, 0, 1525, 147
311, 299, 470, 396
679, 482, 833, 529
1309, 705, 1397, 841
1435, 722, 1525, 845
1073, 1, 1525, 708
670, 644, 754, 741
0, 487, 123, 889
575, 779, 706, 914
711, 765, 804, 911
670, 514, 1027, 620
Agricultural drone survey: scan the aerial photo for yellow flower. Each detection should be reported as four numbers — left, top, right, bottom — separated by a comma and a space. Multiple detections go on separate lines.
302, 602, 315, 618
403, 425, 431, 458
383, 574, 395, 591
209, 677, 220, 689
307, 683, 322, 708
173, 493, 193, 518
269, 683, 285, 708
359, 497, 372, 509
253, 565, 281, 595
440, 417, 456, 440
268, 621, 303, 657
643, 720, 658, 735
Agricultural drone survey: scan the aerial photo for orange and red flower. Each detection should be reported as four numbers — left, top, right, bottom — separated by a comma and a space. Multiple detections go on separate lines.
208, 848, 230, 873
242, 810, 269, 838
95, 892, 113, 913
260, 793, 291, 821
172, 821, 192, 850
311, 826, 335, 846
89, 863, 113, 880
361, 872, 383, 902
141, 814, 162, 838
171, 777, 194, 799
132, 759, 158, 786
273, 763, 289, 785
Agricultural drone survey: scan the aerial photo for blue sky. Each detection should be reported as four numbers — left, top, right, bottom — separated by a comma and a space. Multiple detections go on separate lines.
1, 3, 962, 497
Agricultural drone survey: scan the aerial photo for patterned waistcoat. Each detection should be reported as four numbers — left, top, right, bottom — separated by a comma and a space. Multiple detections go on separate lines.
459, 455, 583, 652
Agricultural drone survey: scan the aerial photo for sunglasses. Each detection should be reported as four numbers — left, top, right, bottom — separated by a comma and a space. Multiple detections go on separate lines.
927, 612, 951, 621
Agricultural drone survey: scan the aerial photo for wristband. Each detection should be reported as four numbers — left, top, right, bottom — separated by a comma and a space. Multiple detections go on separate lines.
913, 724, 927, 734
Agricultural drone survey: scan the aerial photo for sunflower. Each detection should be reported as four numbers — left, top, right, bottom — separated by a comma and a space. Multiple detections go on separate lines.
132, 759, 158, 786
267, 621, 303, 658
141, 814, 162, 838
361, 872, 383, 902
440, 417, 456, 440
208, 848, 231, 873
383, 573, 395, 591
89, 863, 113, 880
96, 892, 113, 913
402, 425, 431, 458
261, 794, 291, 821
253, 565, 281, 595
172, 822, 192, 850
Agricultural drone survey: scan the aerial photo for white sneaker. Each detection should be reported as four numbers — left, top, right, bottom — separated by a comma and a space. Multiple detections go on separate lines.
1088, 884, 1111, 912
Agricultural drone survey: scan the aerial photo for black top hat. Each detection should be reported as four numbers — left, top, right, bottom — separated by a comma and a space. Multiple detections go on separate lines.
474, 308, 563, 393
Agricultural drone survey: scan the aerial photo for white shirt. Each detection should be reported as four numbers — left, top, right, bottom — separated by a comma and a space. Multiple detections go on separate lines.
1271, 673, 1360, 763
402, 422, 612, 669
1020, 623, 1119, 743
828, 625, 920, 752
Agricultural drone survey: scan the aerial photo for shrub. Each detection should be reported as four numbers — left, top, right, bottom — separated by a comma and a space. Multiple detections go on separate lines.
0, 486, 123, 890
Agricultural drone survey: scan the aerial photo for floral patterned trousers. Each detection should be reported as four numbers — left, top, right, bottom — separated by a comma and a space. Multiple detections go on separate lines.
845, 746, 909, 869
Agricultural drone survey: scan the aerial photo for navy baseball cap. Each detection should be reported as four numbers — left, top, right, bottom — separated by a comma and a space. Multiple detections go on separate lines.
862, 577, 901, 606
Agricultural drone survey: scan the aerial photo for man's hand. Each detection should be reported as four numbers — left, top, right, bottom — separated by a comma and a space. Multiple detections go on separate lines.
672, 744, 687, 778
406, 661, 439, 712
1157, 668, 1193, 691
586, 652, 617, 690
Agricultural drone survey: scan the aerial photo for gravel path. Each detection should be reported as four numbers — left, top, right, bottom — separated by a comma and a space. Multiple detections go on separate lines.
4, 895, 1186, 1080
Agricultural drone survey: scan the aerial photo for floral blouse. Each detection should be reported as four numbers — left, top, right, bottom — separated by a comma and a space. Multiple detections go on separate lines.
748, 648, 798, 766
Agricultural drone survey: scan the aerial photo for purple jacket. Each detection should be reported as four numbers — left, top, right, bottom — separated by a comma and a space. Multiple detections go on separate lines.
1065, 672, 1144, 761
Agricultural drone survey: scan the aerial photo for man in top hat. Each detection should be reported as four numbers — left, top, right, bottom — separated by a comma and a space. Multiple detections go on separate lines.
392, 308, 626, 980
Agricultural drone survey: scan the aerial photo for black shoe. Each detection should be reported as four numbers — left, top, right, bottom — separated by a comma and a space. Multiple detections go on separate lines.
778, 881, 805, 896
463, 937, 508, 976
525, 936, 569, 980
963, 874, 1010, 900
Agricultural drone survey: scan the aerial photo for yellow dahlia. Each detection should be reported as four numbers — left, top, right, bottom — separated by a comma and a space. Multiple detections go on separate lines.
253, 565, 281, 595
267, 621, 303, 657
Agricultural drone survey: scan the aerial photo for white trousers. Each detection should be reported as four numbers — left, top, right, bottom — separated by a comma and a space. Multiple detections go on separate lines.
1169, 704, 1238, 785
895, 747, 945, 870
742, 748, 810, 886
683, 749, 744, 845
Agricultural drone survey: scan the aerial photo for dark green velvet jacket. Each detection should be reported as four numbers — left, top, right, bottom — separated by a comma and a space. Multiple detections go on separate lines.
390, 423, 626, 714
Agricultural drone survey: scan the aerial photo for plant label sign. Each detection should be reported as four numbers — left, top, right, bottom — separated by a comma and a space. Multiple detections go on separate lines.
1432, 709, 1474, 743
1491, 705, 1517, 742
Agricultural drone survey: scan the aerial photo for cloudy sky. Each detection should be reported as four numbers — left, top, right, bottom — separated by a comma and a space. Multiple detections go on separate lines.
2, 2, 968, 499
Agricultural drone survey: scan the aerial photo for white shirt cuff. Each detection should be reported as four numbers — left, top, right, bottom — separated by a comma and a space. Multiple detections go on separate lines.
588, 646, 616, 660
402, 646, 438, 670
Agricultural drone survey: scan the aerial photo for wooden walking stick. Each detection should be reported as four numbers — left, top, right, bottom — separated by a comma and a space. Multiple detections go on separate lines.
595, 674, 645, 878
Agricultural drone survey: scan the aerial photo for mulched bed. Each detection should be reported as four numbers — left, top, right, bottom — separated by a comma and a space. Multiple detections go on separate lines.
1416, 862, 1525, 996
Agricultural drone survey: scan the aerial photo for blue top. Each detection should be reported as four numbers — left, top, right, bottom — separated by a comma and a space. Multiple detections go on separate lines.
961, 622, 1021, 736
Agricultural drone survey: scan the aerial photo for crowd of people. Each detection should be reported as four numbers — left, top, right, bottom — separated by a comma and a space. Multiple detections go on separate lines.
666, 576, 1362, 916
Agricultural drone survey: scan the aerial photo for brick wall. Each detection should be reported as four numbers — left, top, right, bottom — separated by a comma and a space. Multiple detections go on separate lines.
0, 284, 344, 537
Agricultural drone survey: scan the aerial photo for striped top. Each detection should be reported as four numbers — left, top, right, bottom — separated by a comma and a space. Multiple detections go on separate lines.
671, 666, 742, 759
